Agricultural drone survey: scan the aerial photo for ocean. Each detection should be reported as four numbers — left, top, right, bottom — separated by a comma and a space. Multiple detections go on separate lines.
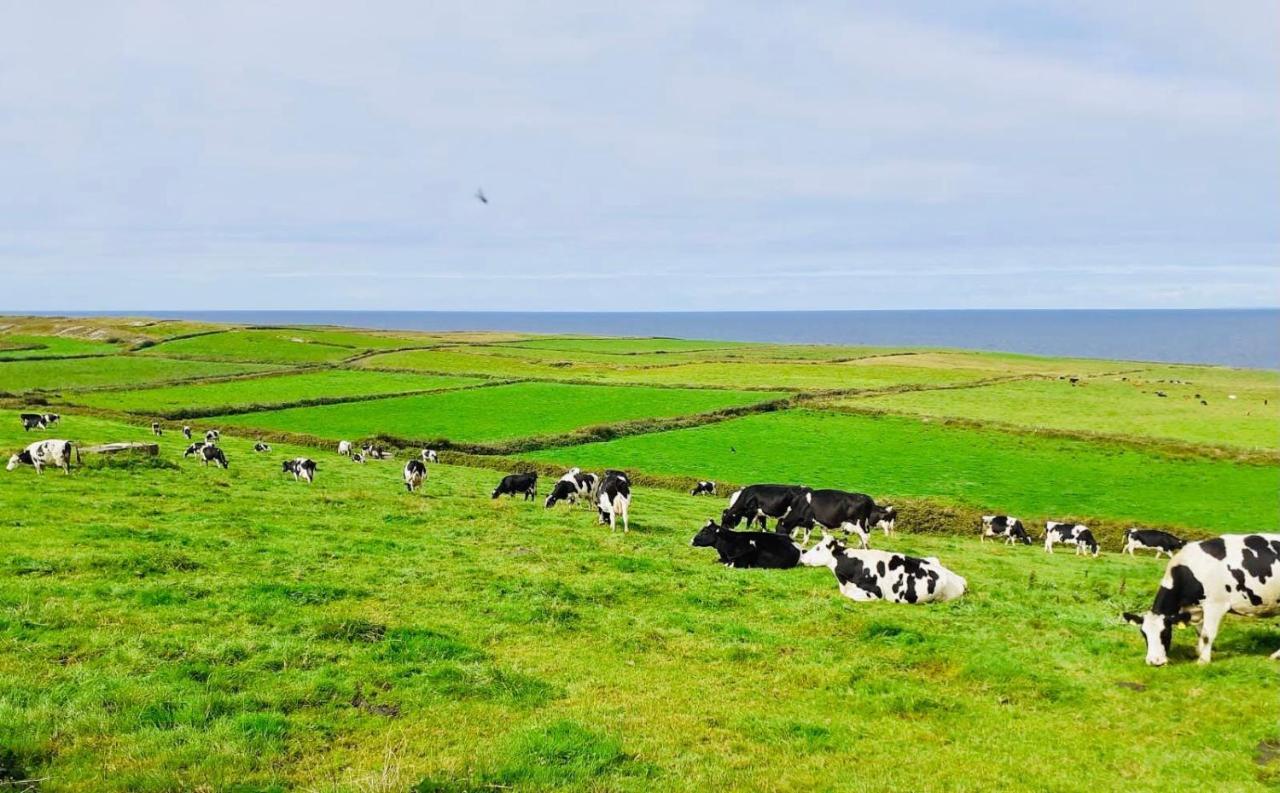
42, 309, 1280, 369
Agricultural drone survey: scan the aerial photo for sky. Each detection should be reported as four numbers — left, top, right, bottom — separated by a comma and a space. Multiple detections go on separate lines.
1, 1, 1277, 311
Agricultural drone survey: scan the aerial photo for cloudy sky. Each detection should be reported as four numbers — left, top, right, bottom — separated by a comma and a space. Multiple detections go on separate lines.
2, 1, 1277, 310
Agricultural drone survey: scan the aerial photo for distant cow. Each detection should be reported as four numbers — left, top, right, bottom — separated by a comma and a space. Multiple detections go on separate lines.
800, 534, 967, 604
7, 439, 75, 474
183, 441, 207, 458
338, 440, 353, 456
198, 444, 228, 469
721, 484, 807, 531
776, 488, 878, 547
253, 442, 271, 453
404, 459, 426, 492
492, 472, 537, 500
1124, 534, 1280, 665
596, 470, 631, 532
1123, 528, 1185, 558
351, 453, 365, 464
690, 480, 716, 496
982, 515, 1031, 545
40, 413, 60, 427
205, 429, 220, 444
1045, 521, 1099, 556
182, 425, 192, 439
545, 468, 599, 508
282, 457, 316, 483
151, 422, 163, 436
421, 449, 439, 463
690, 520, 800, 569
870, 504, 898, 536
19, 413, 47, 431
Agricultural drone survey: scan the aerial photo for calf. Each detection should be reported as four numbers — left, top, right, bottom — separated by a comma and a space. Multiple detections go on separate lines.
7, 439, 75, 474
182, 425, 192, 439
690, 480, 717, 496
404, 459, 426, 492
253, 442, 271, 453
800, 534, 967, 604
19, 413, 47, 431
545, 468, 599, 508
198, 444, 228, 469
205, 429, 220, 444
421, 449, 439, 463
338, 440, 353, 456
183, 441, 207, 458
152, 422, 163, 436
282, 457, 316, 483
721, 484, 807, 531
982, 515, 1031, 545
1123, 528, 1185, 558
1044, 521, 1099, 556
1123, 534, 1280, 665
492, 472, 537, 500
596, 471, 631, 532
690, 520, 800, 568
776, 488, 877, 547
870, 504, 898, 536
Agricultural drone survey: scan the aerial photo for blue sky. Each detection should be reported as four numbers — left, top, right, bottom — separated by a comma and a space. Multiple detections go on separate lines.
1, 1, 1277, 310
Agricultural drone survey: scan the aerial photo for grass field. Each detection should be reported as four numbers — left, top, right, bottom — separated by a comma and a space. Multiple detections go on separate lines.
0, 356, 280, 394
140, 328, 434, 364
0, 335, 123, 360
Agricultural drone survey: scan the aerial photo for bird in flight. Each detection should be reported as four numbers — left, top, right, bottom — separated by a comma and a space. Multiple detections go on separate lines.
475, 188, 488, 204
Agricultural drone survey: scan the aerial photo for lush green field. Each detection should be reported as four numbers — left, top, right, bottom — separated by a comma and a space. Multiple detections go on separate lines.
0, 411, 1276, 792
0, 356, 280, 394
140, 328, 432, 364
0, 334, 123, 360
501, 336, 751, 354
212, 382, 787, 445
529, 410, 1279, 533
64, 371, 485, 417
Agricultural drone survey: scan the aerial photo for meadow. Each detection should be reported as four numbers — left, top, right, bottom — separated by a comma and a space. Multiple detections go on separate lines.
0, 316, 1277, 792
0, 335, 123, 360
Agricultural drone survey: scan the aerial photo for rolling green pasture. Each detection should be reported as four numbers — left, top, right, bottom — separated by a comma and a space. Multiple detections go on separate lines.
0, 356, 279, 394
212, 382, 786, 445
0, 411, 1276, 792
0, 334, 123, 359
529, 410, 1280, 533
502, 336, 751, 354
63, 371, 484, 417
140, 328, 430, 364
360, 348, 628, 379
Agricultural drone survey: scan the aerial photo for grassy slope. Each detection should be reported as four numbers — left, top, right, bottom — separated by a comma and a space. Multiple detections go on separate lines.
0, 357, 279, 394
502, 337, 752, 353
0, 412, 1276, 792
0, 335, 123, 359
210, 382, 786, 444
138, 329, 424, 364
528, 410, 1280, 533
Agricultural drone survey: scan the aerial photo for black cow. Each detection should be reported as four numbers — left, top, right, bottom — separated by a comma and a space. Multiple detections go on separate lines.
151, 422, 163, 436
545, 468, 599, 508
596, 471, 632, 532
982, 515, 1031, 545
1123, 528, 1185, 559
404, 459, 426, 492
690, 480, 716, 496
199, 445, 228, 469
205, 429, 220, 444
776, 488, 878, 547
282, 457, 317, 483
40, 413, 60, 427
690, 520, 801, 569
721, 484, 807, 531
870, 504, 898, 536
19, 413, 47, 431
492, 472, 537, 500
182, 425, 192, 439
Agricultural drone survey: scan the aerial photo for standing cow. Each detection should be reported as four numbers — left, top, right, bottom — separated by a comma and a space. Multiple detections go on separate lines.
596, 470, 631, 532
982, 515, 1031, 545
7, 439, 75, 474
282, 458, 316, 483
421, 449, 439, 463
404, 459, 427, 492
151, 422, 163, 436
721, 484, 807, 531
492, 472, 537, 500
690, 481, 717, 496
545, 468, 599, 508
19, 413, 48, 431
182, 425, 192, 439
800, 534, 967, 604
1123, 529, 1185, 558
776, 488, 879, 547
1044, 522, 1099, 556
338, 440, 353, 456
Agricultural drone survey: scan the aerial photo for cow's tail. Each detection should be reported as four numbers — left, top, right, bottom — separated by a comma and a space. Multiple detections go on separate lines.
72, 441, 81, 465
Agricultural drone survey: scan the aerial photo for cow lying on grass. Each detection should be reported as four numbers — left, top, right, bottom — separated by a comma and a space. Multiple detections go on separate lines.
800, 534, 967, 604
690, 520, 800, 569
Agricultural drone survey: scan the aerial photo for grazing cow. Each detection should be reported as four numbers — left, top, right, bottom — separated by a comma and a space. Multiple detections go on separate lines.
40, 413, 60, 427
690, 520, 801, 568
421, 449, 439, 463
1044, 521, 1099, 556
351, 452, 365, 464
253, 442, 271, 453
982, 515, 1031, 545
19, 413, 47, 431
152, 422, 163, 436
492, 472, 537, 500
596, 471, 631, 532
338, 440, 353, 456
1123, 534, 1280, 665
690, 480, 717, 496
800, 534, 967, 604
7, 439, 75, 474
365, 445, 389, 460
776, 488, 878, 547
545, 468, 599, 508
183, 441, 207, 458
1123, 528, 1186, 558
870, 504, 898, 536
721, 484, 807, 531
182, 425, 192, 439
282, 457, 317, 483
404, 459, 426, 492
205, 429, 220, 444
198, 444, 228, 469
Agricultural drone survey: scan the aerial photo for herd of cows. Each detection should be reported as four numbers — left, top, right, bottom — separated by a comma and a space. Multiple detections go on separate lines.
7, 412, 1280, 667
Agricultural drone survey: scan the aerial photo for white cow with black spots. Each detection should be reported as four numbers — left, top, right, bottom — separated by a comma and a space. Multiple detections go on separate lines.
7, 439, 75, 474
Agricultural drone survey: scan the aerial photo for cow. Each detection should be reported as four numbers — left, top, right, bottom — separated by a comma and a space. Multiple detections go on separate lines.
19, 413, 47, 431
253, 442, 271, 453
283, 457, 316, 483
351, 452, 365, 464
776, 488, 878, 547
596, 470, 631, 532
421, 449, 439, 463
800, 534, 967, 604
338, 440, 353, 456
365, 445, 390, 460
151, 422, 163, 436
871, 504, 898, 536
981, 515, 1031, 545
183, 441, 207, 458
182, 425, 192, 439
1123, 528, 1186, 558
1044, 522, 1099, 556
404, 459, 426, 492
690, 480, 717, 496
690, 520, 801, 568
7, 439, 75, 474
198, 444, 228, 469
40, 413, 60, 427
545, 468, 599, 508
721, 484, 807, 531
205, 429, 220, 444
1123, 534, 1280, 665
492, 472, 537, 500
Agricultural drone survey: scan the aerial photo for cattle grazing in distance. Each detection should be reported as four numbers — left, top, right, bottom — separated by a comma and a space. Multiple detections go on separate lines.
545, 468, 599, 508
40, 412, 60, 427
721, 484, 807, 531
492, 472, 538, 500
152, 422, 163, 436
871, 504, 897, 536
19, 413, 49, 431
596, 470, 631, 532
1123, 528, 1185, 558
404, 459, 427, 492
351, 452, 365, 464
7, 439, 75, 474
182, 426, 192, 439
363, 444, 389, 460
253, 442, 271, 453
690, 480, 716, 496
800, 534, 967, 604
1044, 522, 1099, 556
183, 442, 207, 458
776, 488, 879, 547
982, 515, 1031, 545
690, 520, 801, 568
205, 429, 220, 444
1123, 534, 1280, 665
198, 444, 228, 469
421, 449, 439, 463
282, 458, 317, 483
338, 440, 353, 456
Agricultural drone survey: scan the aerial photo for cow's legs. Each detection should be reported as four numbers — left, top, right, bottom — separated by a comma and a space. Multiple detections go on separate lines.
1197, 603, 1228, 665
621, 506, 629, 533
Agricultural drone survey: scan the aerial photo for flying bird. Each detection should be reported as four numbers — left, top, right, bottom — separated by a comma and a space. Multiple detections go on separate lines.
475, 188, 488, 204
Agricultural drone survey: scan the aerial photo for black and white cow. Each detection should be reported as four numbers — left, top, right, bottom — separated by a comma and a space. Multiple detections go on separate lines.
351, 452, 365, 464
776, 488, 877, 547
1123, 528, 1186, 558
152, 422, 163, 436
870, 504, 898, 536
282, 457, 316, 483
364, 445, 389, 460
690, 480, 717, 496
205, 429, 220, 444
492, 472, 537, 500
338, 440, 353, 456
421, 449, 439, 463
40, 413, 60, 427
1123, 534, 1280, 665
800, 534, 967, 604
1044, 521, 1099, 556
183, 441, 207, 458
182, 425, 192, 439
7, 439, 75, 474
19, 413, 48, 431
198, 444, 228, 469
404, 459, 426, 492
981, 515, 1031, 545
721, 484, 807, 531
596, 470, 631, 532
545, 468, 599, 508
690, 520, 801, 568
253, 442, 271, 453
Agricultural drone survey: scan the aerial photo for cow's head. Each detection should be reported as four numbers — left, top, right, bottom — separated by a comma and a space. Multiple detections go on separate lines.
281, 460, 294, 473
6, 453, 22, 471
799, 534, 844, 567
1123, 610, 1191, 666
543, 481, 570, 509
690, 520, 722, 547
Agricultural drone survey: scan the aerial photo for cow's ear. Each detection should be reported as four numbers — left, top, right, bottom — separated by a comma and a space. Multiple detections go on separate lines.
1172, 612, 1192, 625
1122, 612, 1143, 625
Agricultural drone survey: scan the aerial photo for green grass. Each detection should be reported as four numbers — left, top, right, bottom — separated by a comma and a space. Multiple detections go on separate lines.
502, 336, 751, 354
0, 410, 1276, 792
528, 409, 1280, 532
0, 356, 280, 394
0, 334, 123, 359
139, 328, 431, 363
63, 370, 485, 417
210, 382, 786, 445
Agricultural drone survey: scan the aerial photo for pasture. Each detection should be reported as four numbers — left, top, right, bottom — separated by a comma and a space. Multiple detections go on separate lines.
139, 328, 436, 364
0, 335, 123, 360
0, 357, 279, 395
